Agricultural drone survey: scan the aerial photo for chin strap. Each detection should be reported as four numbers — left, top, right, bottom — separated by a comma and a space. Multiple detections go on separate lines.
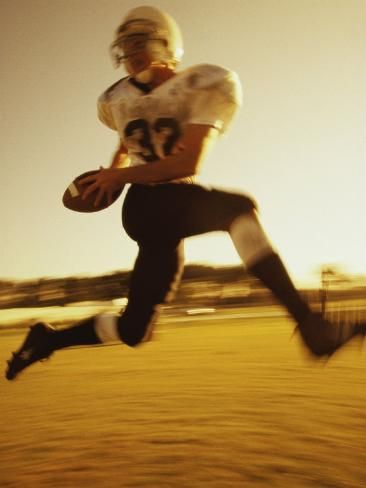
135, 68, 154, 83
134, 60, 171, 83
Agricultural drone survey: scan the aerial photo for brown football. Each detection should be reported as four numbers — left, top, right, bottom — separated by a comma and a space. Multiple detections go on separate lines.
62, 170, 124, 213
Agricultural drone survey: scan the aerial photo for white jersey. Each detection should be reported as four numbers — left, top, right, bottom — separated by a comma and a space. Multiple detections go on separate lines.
98, 64, 242, 167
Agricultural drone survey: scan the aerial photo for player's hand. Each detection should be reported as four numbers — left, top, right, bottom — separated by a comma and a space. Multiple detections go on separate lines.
79, 167, 125, 207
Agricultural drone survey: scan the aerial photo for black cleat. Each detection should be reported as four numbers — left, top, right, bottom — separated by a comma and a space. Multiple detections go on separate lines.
297, 312, 366, 359
5, 322, 55, 380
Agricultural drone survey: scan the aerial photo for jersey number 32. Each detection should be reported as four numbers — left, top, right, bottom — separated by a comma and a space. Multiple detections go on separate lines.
124, 117, 181, 162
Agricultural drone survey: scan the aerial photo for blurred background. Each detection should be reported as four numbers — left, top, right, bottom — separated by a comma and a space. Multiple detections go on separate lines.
1, 0, 365, 287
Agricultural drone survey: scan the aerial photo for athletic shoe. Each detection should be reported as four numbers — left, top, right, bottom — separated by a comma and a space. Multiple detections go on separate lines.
5, 322, 55, 380
297, 312, 366, 358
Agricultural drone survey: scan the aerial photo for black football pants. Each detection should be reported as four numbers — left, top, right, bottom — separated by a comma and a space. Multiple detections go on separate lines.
118, 183, 255, 346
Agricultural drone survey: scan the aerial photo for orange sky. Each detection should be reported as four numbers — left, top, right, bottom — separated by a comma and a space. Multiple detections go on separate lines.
1, 0, 365, 285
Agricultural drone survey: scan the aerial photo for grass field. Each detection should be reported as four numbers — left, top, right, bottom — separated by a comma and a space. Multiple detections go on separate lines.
1, 308, 366, 487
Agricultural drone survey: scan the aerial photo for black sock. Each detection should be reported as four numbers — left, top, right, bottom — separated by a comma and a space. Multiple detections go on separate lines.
50, 317, 101, 351
248, 252, 311, 323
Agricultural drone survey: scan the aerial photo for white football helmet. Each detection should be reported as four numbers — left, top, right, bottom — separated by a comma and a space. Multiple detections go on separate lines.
110, 6, 183, 70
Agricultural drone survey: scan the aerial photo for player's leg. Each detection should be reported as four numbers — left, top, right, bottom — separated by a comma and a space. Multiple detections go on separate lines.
227, 211, 366, 356
198, 190, 365, 356
125, 183, 311, 325
116, 239, 184, 346
5, 239, 184, 380
124, 183, 366, 357
210, 194, 365, 356
229, 212, 310, 324
56, 239, 184, 348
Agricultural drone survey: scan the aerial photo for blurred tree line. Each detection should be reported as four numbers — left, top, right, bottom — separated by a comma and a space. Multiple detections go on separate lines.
0, 264, 365, 310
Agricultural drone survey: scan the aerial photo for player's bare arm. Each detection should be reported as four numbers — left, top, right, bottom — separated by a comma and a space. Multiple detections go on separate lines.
118, 123, 217, 181
80, 123, 216, 204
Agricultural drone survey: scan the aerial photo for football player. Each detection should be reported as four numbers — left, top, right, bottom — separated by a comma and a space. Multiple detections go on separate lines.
6, 6, 365, 380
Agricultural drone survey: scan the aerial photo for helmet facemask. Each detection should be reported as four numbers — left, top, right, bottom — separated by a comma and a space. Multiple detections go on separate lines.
110, 6, 183, 78
111, 20, 177, 70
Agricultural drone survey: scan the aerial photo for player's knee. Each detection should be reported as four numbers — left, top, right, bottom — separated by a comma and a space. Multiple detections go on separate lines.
119, 330, 145, 347
117, 307, 156, 347
118, 321, 149, 347
236, 194, 257, 214
225, 193, 257, 228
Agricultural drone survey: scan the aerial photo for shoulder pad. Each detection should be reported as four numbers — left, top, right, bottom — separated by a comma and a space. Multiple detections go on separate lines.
99, 76, 129, 102
183, 64, 240, 91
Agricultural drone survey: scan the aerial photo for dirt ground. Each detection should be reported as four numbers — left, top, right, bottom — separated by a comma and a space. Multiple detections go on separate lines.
1, 310, 366, 487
